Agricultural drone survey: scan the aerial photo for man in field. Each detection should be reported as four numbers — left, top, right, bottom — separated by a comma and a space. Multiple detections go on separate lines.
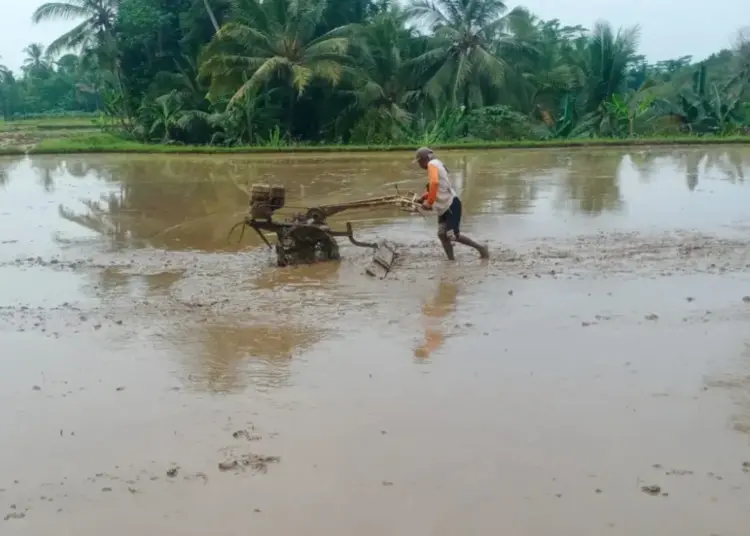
415, 147, 489, 260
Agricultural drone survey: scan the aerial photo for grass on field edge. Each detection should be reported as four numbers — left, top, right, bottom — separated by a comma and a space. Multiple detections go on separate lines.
1, 132, 749, 156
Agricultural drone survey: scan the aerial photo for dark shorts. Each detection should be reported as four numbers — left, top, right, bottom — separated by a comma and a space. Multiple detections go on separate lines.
437, 196, 462, 235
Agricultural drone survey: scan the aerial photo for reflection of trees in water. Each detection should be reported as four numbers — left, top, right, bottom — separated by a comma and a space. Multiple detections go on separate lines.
627, 151, 662, 182
701, 149, 749, 185
677, 150, 704, 191
58, 187, 131, 244
30, 157, 63, 192
54, 154, 432, 252
0, 156, 24, 189
84, 247, 331, 394
670, 149, 750, 191
56, 157, 252, 251
466, 152, 563, 215
558, 152, 623, 215
178, 322, 324, 393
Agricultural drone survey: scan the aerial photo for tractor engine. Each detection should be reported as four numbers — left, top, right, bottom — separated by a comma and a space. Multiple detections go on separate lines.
250, 184, 286, 220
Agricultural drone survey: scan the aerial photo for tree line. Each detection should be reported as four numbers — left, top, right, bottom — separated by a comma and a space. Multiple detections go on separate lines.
1, 0, 748, 145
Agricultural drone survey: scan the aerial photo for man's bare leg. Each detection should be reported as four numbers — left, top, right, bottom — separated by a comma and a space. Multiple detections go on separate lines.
454, 232, 489, 259
437, 223, 455, 260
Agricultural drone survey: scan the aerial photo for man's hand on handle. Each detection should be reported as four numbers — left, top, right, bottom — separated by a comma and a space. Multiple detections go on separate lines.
419, 191, 432, 211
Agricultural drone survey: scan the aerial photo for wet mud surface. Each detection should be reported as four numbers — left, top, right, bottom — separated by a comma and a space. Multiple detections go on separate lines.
2, 147, 750, 535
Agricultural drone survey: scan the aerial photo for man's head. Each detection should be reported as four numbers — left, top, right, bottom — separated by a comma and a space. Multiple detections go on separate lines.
415, 147, 434, 169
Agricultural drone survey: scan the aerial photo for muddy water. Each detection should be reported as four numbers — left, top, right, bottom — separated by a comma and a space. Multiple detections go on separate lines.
1, 147, 750, 535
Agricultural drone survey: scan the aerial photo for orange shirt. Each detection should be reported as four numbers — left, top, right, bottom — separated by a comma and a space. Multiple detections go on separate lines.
423, 159, 455, 215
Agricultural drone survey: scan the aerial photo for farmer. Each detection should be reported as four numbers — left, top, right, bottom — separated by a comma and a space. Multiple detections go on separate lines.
415, 147, 489, 260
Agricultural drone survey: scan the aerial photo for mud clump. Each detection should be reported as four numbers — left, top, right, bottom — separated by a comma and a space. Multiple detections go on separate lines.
218, 460, 237, 471
4, 512, 26, 521
641, 485, 662, 496
218, 454, 280, 474
232, 429, 261, 441
666, 469, 694, 476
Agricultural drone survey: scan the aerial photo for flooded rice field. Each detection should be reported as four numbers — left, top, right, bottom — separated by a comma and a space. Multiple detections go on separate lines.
1, 147, 750, 535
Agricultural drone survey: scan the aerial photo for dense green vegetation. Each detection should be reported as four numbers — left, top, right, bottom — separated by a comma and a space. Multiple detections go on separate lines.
1, 0, 748, 147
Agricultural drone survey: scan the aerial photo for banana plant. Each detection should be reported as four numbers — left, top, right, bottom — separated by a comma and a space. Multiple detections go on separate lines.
143, 90, 185, 143
604, 79, 657, 136
402, 105, 467, 145
660, 63, 748, 134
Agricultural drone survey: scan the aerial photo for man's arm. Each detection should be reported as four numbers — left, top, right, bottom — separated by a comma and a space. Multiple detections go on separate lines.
423, 163, 439, 208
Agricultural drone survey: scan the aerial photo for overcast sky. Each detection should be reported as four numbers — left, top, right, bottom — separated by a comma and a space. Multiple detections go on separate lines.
0, 0, 744, 72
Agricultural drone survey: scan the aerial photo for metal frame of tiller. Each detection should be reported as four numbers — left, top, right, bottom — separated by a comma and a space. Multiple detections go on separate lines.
229, 184, 422, 276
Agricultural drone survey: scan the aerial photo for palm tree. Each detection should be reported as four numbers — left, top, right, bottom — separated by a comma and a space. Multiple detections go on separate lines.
503, 15, 583, 118
199, 0, 355, 133
405, 0, 527, 110
533, 21, 640, 139
0, 66, 17, 121
31, 0, 118, 57
580, 22, 640, 117
342, 7, 420, 142
23, 44, 50, 72
31, 1, 130, 119
203, 0, 220, 33
55, 53, 80, 76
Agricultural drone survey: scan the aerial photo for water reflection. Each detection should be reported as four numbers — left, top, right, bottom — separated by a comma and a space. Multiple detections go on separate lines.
7, 148, 750, 395
559, 151, 623, 214
468, 151, 563, 215
58, 188, 131, 244
0, 156, 23, 189
701, 149, 748, 184
54, 155, 415, 252
96, 267, 184, 298
20, 147, 750, 255
90, 261, 328, 394
680, 150, 703, 191
628, 150, 662, 181
706, 341, 750, 438
179, 322, 323, 393
413, 278, 459, 361
31, 158, 63, 193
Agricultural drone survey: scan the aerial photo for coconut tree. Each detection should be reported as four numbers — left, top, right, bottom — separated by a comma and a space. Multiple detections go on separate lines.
342, 7, 422, 142
503, 15, 584, 119
199, 0, 355, 135
202, 0, 220, 33
31, 0, 118, 57
23, 44, 50, 73
405, 0, 527, 110
32, 1, 131, 120
564, 21, 640, 137
0, 67, 18, 121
